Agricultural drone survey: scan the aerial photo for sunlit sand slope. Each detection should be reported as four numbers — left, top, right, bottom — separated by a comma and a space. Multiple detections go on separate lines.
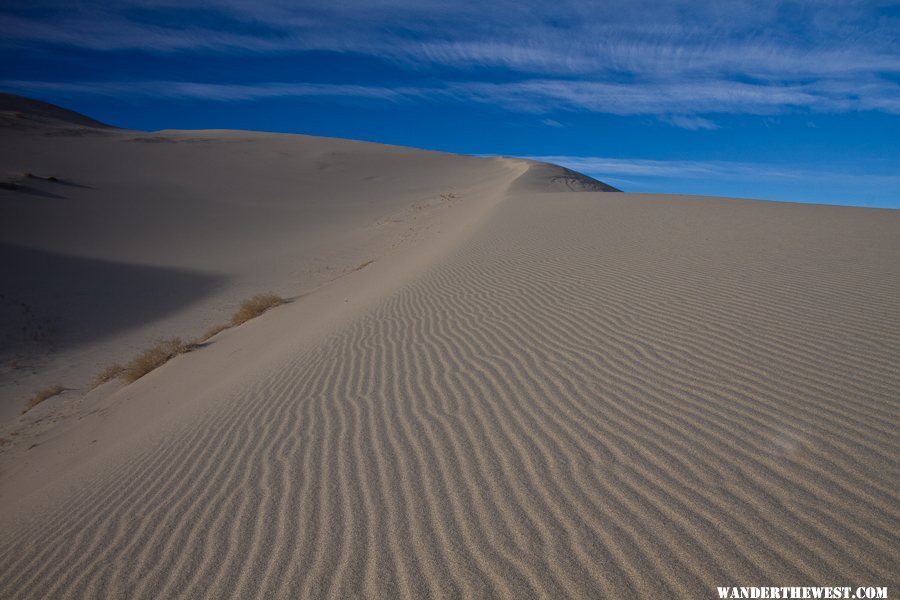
0, 191, 898, 598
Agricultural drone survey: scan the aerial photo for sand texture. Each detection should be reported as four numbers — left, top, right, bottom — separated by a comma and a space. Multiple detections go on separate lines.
0, 93, 543, 421
1, 95, 899, 598
2, 189, 899, 597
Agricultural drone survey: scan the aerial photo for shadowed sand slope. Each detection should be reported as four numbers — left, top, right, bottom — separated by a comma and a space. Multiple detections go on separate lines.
0, 243, 223, 354
0, 191, 897, 598
0, 93, 112, 130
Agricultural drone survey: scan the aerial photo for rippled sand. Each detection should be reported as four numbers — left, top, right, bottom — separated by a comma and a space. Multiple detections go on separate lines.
2, 186, 898, 598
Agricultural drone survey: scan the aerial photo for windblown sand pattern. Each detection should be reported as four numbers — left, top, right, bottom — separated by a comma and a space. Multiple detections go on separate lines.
1, 192, 898, 598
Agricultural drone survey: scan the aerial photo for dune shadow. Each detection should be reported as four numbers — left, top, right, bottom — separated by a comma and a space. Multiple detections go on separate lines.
40, 177, 92, 189
0, 243, 225, 356
0, 184, 66, 199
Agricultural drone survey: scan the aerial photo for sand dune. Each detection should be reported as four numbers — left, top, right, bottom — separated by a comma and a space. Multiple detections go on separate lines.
1, 96, 899, 598
0, 93, 111, 130
0, 93, 558, 422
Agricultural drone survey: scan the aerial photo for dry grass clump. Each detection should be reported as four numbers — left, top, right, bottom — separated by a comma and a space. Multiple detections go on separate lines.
198, 323, 229, 343
93, 363, 125, 387
230, 293, 284, 327
22, 383, 64, 414
351, 259, 374, 272
123, 337, 195, 383
91, 293, 285, 387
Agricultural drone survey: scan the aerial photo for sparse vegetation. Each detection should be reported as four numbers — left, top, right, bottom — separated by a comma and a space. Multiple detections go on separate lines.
92, 292, 286, 386
351, 260, 374, 272
123, 337, 195, 383
440, 192, 457, 201
229, 293, 285, 327
22, 383, 64, 414
198, 323, 229, 343
93, 363, 125, 387
191, 292, 287, 344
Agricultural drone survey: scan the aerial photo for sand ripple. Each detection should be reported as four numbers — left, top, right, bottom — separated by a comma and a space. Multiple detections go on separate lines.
1, 193, 898, 598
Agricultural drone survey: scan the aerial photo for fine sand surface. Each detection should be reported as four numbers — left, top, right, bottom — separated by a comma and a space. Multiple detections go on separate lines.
1, 95, 899, 598
1, 93, 568, 423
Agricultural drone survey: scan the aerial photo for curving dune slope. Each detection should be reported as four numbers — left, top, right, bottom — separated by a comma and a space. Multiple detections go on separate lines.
0, 188, 898, 597
2, 93, 579, 420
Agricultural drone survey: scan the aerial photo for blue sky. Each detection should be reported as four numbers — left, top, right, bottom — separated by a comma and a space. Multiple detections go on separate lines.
2, 1, 899, 207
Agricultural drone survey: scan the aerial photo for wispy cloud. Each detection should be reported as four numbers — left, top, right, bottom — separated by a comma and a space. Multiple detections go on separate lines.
3, 1, 899, 118
0, 14, 297, 52
7, 76, 898, 116
659, 115, 719, 130
526, 155, 900, 188
4, 1, 898, 70
521, 154, 900, 207
0, 80, 410, 102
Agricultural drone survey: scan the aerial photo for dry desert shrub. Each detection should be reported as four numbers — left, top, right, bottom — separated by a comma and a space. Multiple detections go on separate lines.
93, 363, 125, 387
123, 337, 195, 383
230, 293, 284, 327
92, 293, 285, 387
22, 383, 64, 414
198, 323, 229, 343
351, 259, 374, 272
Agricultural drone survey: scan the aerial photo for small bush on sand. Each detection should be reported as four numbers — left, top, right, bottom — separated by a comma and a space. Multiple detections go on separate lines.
198, 323, 229, 343
230, 293, 284, 327
22, 384, 64, 414
123, 337, 195, 383
351, 259, 374, 272
87, 293, 285, 387
93, 363, 125, 387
